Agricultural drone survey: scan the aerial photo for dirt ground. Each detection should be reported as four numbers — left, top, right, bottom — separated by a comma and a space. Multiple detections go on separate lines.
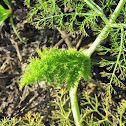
0, 0, 126, 125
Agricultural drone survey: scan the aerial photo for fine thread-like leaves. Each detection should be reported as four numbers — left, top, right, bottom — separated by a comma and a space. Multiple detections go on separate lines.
20, 48, 91, 89
24, 0, 112, 34
98, 27, 126, 88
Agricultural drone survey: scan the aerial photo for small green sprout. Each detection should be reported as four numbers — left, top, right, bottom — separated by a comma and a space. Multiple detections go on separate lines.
0, 0, 27, 43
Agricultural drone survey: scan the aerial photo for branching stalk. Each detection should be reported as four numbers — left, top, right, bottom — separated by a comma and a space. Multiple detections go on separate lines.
84, 0, 109, 24
84, 25, 110, 57
70, 0, 126, 125
84, 0, 126, 57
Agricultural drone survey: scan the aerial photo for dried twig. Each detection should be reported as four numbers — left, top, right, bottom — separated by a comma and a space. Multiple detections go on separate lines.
53, 33, 71, 48
10, 38, 22, 62
76, 33, 84, 49
55, 26, 73, 48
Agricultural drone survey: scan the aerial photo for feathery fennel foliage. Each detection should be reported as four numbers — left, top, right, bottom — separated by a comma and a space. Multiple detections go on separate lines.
24, 0, 114, 34
98, 26, 126, 91
20, 48, 91, 89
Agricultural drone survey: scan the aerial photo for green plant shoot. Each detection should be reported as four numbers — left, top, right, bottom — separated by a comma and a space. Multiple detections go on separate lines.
0, 0, 26, 43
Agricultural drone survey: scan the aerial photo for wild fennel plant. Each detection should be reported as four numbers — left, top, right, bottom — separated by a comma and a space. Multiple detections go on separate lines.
20, 0, 126, 125
20, 48, 91, 125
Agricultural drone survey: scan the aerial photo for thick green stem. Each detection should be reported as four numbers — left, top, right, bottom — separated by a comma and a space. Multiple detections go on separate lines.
70, 0, 126, 125
84, 25, 110, 57
84, 0, 126, 57
69, 80, 82, 126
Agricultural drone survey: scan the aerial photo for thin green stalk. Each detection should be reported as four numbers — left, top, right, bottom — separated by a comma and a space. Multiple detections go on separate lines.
111, 23, 126, 28
69, 77, 82, 126
84, 0, 126, 57
86, 97, 114, 125
10, 15, 26, 43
